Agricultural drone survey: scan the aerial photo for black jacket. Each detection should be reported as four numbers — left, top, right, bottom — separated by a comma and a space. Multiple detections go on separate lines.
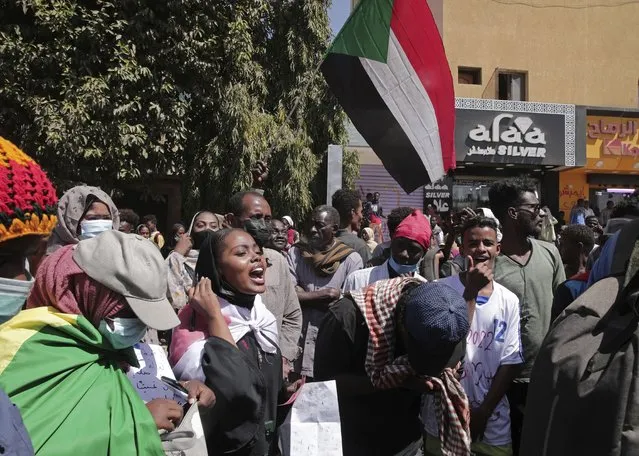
201, 334, 282, 456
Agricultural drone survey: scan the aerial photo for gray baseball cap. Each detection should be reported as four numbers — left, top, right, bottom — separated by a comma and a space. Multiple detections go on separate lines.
73, 230, 180, 330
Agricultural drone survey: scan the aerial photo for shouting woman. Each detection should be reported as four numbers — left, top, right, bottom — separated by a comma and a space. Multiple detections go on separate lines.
170, 229, 297, 455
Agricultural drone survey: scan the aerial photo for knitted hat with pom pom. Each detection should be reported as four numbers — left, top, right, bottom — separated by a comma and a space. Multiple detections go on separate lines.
0, 137, 58, 243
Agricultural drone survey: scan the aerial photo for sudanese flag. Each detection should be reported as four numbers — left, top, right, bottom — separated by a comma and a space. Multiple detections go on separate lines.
0, 308, 164, 455
322, 0, 455, 193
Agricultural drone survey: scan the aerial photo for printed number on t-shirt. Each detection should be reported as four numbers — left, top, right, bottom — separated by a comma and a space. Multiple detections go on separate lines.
468, 329, 494, 351
493, 319, 507, 343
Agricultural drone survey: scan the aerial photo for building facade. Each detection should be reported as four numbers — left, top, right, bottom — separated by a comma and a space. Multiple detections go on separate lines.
441, 0, 639, 108
350, 0, 639, 218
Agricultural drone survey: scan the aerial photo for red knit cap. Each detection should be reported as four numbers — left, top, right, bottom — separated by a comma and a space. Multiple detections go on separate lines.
0, 137, 58, 243
392, 209, 432, 250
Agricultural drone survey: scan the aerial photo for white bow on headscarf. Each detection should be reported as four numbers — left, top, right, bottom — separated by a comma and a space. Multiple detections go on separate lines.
172, 295, 278, 381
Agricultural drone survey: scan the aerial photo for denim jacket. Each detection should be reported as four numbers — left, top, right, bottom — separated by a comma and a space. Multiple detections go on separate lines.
0, 388, 34, 455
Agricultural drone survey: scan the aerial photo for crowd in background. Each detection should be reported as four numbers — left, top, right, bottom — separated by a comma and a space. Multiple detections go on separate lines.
2, 135, 639, 456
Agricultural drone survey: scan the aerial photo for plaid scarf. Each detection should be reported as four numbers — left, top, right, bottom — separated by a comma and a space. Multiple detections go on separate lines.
300, 239, 354, 276
350, 277, 471, 456
432, 371, 472, 456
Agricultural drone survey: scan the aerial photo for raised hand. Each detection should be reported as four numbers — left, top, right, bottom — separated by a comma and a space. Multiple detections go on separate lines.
251, 160, 269, 188
463, 256, 493, 300
174, 233, 193, 256
188, 278, 222, 319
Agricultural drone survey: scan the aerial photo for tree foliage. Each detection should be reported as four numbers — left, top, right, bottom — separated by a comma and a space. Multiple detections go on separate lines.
0, 0, 352, 222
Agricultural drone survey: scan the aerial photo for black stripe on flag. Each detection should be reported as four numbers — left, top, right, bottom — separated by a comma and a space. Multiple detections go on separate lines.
321, 52, 431, 194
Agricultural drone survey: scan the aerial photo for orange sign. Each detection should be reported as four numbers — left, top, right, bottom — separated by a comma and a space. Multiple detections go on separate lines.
586, 116, 639, 172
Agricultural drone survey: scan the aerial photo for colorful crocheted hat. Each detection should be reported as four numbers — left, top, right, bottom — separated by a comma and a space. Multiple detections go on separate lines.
0, 137, 58, 243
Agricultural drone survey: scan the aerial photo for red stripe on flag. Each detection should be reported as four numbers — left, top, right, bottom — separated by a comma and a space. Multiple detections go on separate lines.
390, 0, 456, 172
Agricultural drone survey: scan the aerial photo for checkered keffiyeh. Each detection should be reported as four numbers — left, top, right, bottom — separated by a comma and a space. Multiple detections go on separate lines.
350, 277, 471, 456
432, 370, 472, 456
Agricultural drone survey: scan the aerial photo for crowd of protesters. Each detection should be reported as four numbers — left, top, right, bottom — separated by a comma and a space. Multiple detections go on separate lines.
1, 136, 639, 456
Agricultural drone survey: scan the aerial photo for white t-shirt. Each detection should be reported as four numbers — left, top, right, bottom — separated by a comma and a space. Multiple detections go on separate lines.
423, 275, 523, 446
342, 260, 426, 294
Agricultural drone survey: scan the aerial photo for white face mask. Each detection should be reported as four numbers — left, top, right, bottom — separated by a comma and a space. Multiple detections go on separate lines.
80, 219, 113, 239
0, 275, 34, 324
98, 317, 147, 349
388, 256, 419, 275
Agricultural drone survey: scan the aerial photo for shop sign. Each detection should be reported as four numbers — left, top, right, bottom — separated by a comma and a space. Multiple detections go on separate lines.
467, 113, 547, 158
424, 177, 452, 214
587, 117, 639, 158
455, 98, 576, 166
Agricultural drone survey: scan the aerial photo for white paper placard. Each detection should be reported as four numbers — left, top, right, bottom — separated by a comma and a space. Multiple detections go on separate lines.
127, 343, 187, 406
279, 380, 343, 456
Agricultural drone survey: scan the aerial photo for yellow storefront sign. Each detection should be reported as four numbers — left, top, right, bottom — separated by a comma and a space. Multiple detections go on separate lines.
586, 116, 639, 172
559, 115, 639, 214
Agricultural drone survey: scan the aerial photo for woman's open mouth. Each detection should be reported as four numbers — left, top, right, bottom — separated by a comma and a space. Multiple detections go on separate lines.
249, 266, 265, 285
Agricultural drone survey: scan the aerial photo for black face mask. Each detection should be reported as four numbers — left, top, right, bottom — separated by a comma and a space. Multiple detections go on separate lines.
192, 229, 214, 250
244, 218, 271, 248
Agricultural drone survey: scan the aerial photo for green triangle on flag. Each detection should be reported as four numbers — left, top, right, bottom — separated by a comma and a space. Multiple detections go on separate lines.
322, 0, 456, 194
328, 0, 393, 64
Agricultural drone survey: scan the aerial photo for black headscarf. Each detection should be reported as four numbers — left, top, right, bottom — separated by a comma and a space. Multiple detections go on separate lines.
195, 228, 256, 308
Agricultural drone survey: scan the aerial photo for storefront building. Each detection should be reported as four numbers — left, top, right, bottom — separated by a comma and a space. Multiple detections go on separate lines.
452, 98, 584, 213
559, 108, 639, 218
352, 97, 585, 218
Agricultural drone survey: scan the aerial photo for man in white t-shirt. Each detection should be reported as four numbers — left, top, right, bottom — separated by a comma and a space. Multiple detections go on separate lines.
423, 216, 523, 456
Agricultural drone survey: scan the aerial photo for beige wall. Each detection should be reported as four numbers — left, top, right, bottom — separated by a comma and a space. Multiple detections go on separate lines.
443, 0, 639, 108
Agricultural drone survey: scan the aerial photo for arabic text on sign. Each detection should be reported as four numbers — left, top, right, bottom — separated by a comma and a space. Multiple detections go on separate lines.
587, 120, 638, 140
559, 186, 585, 199
431, 199, 449, 213
467, 145, 546, 158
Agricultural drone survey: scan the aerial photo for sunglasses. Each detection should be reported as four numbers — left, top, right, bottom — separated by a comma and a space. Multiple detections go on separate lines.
516, 203, 541, 216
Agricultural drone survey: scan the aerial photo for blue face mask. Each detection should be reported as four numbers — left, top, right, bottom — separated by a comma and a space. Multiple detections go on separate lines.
98, 317, 147, 349
0, 275, 34, 324
80, 219, 113, 240
389, 256, 419, 275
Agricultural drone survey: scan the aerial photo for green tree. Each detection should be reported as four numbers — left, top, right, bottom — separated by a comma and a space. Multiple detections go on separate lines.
0, 0, 353, 222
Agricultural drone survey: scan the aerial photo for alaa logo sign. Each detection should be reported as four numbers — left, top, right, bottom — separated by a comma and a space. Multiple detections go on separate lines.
454, 99, 574, 167
466, 113, 547, 159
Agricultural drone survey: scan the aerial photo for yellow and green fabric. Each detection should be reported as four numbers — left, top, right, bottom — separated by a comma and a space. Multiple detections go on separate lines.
0, 307, 164, 455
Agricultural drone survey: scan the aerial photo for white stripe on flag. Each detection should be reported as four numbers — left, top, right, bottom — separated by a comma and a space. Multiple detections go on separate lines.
360, 31, 445, 183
